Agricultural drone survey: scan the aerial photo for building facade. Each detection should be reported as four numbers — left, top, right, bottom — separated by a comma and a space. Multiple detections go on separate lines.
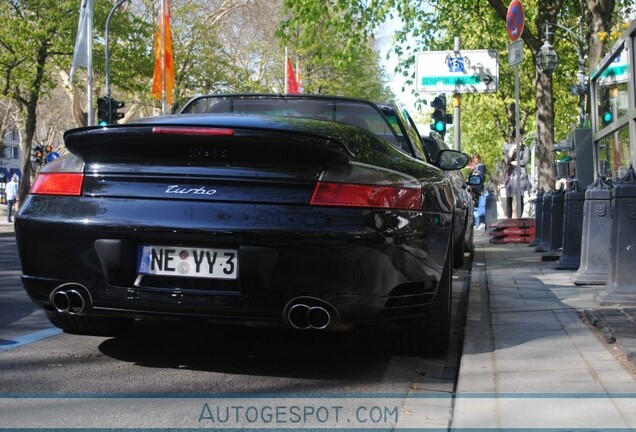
1, 127, 23, 203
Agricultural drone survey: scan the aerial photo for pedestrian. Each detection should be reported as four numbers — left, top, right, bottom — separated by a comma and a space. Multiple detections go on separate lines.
6, 174, 19, 223
470, 153, 487, 194
469, 154, 487, 229
474, 191, 486, 229
503, 141, 531, 218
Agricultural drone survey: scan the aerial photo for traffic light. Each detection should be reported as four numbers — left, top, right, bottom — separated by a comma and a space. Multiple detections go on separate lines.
109, 98, 125, 123
602, 98, 613, 126
33, 145, 44, 166
97, 97, 110, 125
97, 96, 125, 125
430, 95, 449, 137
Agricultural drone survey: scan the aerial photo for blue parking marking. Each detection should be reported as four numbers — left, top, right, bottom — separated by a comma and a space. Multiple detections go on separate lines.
0, 327, 62, 350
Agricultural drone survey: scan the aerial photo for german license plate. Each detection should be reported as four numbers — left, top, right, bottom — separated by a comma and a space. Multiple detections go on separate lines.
137, 245, 238, 280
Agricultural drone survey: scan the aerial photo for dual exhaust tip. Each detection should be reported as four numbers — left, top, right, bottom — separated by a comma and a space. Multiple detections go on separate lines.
51, 284, 91, 315
52, 288, 336, 329
284, 297, 338, 330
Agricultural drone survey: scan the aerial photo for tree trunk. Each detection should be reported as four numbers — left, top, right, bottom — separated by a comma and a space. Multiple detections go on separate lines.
533, 0, 562, 192
535, 69, 556, 192
18, 42, 48, 203
584, 0, 615, 69
19, 102, 37, 202
487, 0, 561, 192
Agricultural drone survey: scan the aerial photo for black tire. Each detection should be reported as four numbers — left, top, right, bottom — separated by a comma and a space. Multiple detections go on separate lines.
46, 312, 133, 336
393, 241, 453, 356
454, 233, 465, 268
464, 223, 475, 259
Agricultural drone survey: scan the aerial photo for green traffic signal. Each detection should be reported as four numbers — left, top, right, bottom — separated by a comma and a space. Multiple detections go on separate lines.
603, 111, 612, 123
97, 97, 110, 124
430, 95, 448, 137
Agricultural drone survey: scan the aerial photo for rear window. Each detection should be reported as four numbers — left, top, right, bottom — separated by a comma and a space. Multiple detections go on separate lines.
181, 96, 401, 147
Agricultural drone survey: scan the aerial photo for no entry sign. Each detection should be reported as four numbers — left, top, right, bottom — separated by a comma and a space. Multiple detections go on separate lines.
506, 0, 525, 41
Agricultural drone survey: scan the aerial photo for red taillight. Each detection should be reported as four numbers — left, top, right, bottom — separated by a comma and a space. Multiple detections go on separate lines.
30, 173, 84, 196
310, 182, 422, 210
152, 127, 234, 136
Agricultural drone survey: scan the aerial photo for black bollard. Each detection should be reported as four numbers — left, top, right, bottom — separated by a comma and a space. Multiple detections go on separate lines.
547, 188, 565, 253
529, 191, 544, 247
485, 193, 498, 228
597, 165, 636, 305
535, 191, 554, 253
554, 183, 585, 270
572, 177, 612, 285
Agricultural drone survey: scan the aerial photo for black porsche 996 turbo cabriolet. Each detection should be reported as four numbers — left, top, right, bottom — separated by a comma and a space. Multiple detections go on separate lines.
15, 94, 468, 355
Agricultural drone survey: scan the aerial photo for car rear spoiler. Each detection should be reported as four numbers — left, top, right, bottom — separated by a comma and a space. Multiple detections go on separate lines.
63, 124, 354, 167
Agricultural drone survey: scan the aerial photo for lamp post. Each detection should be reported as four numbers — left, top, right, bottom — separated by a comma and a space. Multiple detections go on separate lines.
104, 0, 131, 122
535, 22, 588, 127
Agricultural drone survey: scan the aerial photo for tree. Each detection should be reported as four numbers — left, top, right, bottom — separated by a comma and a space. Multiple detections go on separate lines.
278, 1, 394, 100
464, 0, 627, 190
0, 0, 88, 201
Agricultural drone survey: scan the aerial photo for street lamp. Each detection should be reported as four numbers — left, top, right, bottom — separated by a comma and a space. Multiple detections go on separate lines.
536, 22, 589, 127
536, 40, 559, 75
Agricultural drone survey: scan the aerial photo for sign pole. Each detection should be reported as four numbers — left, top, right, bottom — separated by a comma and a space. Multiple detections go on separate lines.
506, 0, 525, 219
453, 37, 461, 151
514, 66, 522, 218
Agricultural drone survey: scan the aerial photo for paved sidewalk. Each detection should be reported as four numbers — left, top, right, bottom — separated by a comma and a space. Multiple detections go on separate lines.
0, 205, 16, 237
0, 221, 15, 237
454, 230, 636, 428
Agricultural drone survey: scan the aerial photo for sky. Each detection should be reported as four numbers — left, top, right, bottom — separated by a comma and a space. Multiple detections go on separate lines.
376, 20, 432, 131
376, 21, 416, 105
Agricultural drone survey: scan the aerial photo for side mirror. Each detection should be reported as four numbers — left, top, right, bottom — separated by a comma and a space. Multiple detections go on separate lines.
436, 149, 469, 171
467, 174, 483, 186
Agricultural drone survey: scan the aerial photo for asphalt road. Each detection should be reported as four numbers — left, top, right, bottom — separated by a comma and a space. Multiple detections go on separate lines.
0, 236, 472, 428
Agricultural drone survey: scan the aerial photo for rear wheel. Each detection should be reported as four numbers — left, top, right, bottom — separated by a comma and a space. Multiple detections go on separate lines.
393, 241, 452, 356
464, 223, 475, 259
46, 312, 133, 336
454, 230, 466, 268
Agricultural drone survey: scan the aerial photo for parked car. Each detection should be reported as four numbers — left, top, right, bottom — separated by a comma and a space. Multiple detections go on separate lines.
15, 94, 468, 355
369, 104, 474, 267
418, 131, 475, 264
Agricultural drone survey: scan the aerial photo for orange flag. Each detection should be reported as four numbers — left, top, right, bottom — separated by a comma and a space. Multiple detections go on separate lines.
152, 0, 174, 106
286, 57, 300, 94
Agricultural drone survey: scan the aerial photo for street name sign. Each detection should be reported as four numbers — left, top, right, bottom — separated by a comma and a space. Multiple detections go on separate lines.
416, 50, 499, 93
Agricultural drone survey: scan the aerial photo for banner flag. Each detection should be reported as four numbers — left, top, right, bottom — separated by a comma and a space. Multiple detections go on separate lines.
69, 0, 89, 81
152, 0, 175, 107
286, 57, 300, 94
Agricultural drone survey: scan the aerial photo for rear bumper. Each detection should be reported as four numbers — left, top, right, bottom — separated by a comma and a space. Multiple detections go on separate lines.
16, 196, 452, 327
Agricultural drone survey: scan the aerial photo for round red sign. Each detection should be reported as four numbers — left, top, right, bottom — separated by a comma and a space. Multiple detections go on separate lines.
506, 0, 525, 41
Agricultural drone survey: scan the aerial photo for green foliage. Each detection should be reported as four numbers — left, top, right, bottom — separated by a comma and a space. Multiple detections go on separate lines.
105, 4, 154, 97
0, 0, 78, 98
279, 0, 394, 100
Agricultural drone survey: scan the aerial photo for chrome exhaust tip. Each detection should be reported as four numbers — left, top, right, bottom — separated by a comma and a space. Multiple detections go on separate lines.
284, 297, 338, 330
52, 291, 70, 313
307, 306, 330, 329
288, 304, 311, 330
66, 290, 85, 314
50, 283, 92, 315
